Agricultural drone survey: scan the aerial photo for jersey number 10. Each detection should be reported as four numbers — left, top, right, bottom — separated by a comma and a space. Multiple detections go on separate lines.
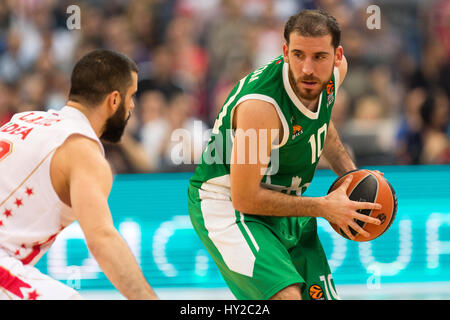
308, 123, 327, 164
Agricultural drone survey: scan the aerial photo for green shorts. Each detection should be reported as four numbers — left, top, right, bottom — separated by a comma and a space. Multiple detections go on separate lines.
188, 185, 340, 300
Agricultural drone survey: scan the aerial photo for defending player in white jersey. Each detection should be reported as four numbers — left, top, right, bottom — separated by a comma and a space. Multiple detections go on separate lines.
0, 49, 158, 300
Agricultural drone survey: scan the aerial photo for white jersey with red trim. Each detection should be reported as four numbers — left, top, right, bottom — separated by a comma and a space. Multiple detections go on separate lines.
0, 106, 104, 266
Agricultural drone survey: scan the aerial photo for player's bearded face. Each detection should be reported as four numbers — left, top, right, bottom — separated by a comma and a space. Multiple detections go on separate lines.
101, 96, 130, 143
288, 63, 333, 101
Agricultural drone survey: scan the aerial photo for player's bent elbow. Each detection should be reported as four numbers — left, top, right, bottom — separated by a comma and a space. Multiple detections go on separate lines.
231, 189, 260, 214
231, 190, 250, 213
231, 197, 247, 214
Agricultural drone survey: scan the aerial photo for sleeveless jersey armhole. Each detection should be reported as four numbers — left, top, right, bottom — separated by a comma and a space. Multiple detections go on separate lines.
229, 94, 290, 149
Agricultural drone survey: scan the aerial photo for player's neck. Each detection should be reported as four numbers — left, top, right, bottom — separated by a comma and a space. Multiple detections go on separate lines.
298, 96, 319, 112
66, 100, 105, 138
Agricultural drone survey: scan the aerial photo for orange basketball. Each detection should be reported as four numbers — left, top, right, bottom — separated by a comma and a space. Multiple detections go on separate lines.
327, 169, 397, 242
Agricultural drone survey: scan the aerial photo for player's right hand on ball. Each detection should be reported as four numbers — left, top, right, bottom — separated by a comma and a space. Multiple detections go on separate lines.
321, 176, 382, 240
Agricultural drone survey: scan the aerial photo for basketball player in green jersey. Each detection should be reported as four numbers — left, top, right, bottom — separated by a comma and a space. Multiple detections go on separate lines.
188, 9, 382, 300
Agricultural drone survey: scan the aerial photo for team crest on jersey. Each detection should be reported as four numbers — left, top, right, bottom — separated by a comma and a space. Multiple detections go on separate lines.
326, 79, 335, 107
292, 124, 303, 139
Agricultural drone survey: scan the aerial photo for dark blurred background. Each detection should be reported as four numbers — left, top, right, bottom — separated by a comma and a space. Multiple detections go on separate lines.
0, 0, 448, 174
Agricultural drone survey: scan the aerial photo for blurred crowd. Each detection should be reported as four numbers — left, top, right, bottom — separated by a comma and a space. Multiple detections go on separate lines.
0, 0, 448, 174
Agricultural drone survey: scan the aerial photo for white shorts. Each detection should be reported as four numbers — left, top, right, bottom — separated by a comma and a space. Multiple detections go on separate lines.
0, 253, 82, 300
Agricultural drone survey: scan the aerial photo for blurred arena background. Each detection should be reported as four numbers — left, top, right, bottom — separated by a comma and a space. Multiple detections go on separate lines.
0, 0, 449, 299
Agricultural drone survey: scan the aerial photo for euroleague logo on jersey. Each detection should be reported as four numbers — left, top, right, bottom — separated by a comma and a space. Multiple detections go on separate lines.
292, 124, 303, 139
326, 79, 335, 107
309, 284, 325, 300
326, 80, 334, 95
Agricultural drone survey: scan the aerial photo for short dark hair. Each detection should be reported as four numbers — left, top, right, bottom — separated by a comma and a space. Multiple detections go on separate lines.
284, 9, 341, 49
68, 49, 138, 106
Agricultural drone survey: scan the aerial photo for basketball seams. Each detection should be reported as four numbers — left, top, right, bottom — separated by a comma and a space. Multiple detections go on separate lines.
342, 171, 370, 239
356, 172, 379, 241
346, 171, 370, 198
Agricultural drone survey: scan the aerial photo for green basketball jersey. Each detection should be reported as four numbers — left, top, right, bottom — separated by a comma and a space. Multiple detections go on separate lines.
190, 55, 339, 197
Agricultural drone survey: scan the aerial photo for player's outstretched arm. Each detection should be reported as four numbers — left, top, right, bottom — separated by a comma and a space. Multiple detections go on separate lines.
56, 135, 158, 300
230, 100, 380, 238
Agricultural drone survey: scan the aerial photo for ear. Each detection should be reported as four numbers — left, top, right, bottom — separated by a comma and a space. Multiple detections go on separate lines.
282, 42, 289, 63
334, 46, 347, 86
108, 91, 121, 113
334, 46, 344, 68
